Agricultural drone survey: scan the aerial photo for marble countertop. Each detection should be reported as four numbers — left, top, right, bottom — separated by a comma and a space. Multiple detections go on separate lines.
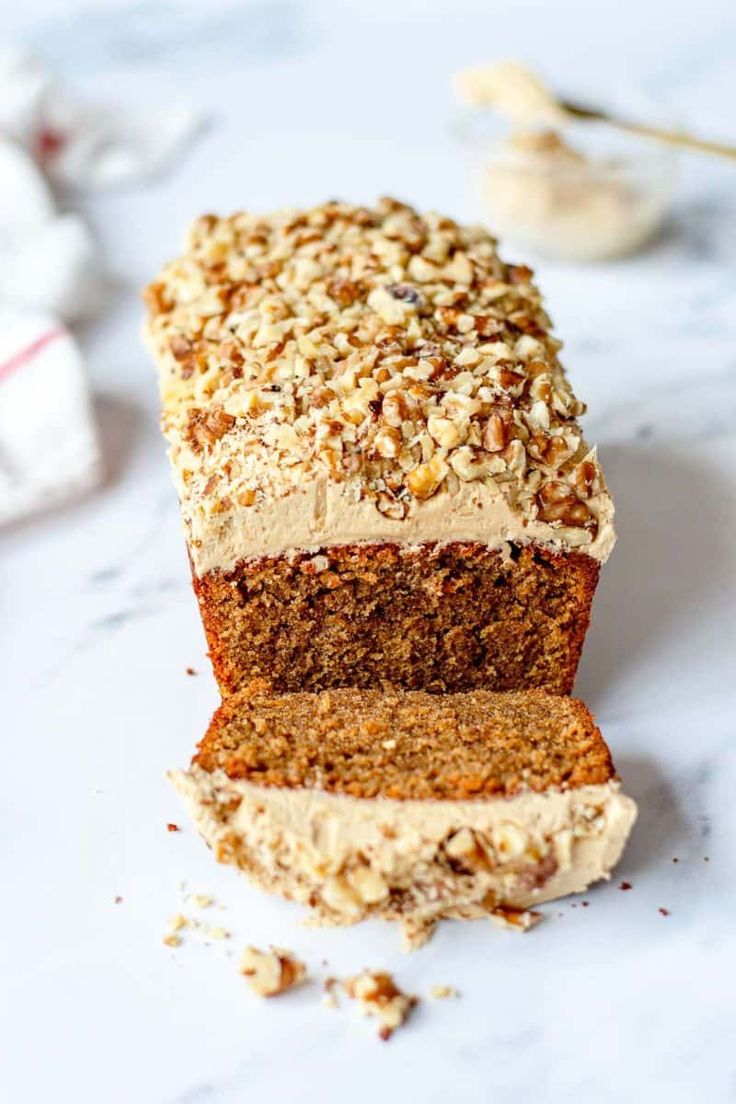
2, 2, 735, 1101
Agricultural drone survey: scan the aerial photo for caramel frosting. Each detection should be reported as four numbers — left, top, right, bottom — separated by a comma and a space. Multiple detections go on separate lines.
170, 768, 636, 943
144, 198, 614, 575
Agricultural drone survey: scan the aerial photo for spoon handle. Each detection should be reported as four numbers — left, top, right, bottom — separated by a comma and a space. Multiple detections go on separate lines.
562, 101, 736, 161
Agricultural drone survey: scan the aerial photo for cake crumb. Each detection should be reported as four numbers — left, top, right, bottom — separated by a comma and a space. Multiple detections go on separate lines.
205, 926, 230, 941
186, 667, 198, 676
114, 896, 123, 904
658, 908, 671, 917
430, 985, 458, 1000
192, 894, 214, 908
323, 978, 339, 1009
672, 857, 679, 863
167, 823, 180, 832
619, 881, 632, 891
163, 933, 181, 947
343, 970, 417, 1040
169, 913, 188, 932
490, 905, 541, 931
400, 916, 436, 951
581, 901, 589, 907
239, 946, 306, 997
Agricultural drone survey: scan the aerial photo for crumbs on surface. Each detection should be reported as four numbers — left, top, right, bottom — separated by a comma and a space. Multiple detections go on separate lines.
342, 970, 417, 1040
323, 977, 339, 1009
162, 894, 230, 948
186, 666, 198, 676
658, 908, 671, 917
162, 913, 187, 947
167, 822, 180, 832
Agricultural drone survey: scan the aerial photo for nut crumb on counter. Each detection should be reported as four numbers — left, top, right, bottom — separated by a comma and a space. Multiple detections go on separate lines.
239, 946, 307, 997
342, 970, 417, 1040
430, 985, 458, 1000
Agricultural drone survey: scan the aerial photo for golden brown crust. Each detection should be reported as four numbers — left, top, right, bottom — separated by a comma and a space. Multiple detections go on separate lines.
194, 686, 613, 800
192, 539, 599, 698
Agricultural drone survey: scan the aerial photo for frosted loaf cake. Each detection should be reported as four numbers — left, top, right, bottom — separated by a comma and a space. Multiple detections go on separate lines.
144, 198, 614, 695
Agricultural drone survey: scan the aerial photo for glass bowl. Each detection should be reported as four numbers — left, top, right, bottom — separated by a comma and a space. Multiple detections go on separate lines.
453, 97, 677, 261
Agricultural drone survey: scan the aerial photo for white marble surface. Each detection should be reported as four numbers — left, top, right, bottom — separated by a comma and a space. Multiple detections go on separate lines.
2, 2, 736, 1101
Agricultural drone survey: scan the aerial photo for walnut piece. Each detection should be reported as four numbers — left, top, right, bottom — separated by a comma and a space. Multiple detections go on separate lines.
489, 905, 541, 932
342, 970, 417, 1040
238, 946, 306, 997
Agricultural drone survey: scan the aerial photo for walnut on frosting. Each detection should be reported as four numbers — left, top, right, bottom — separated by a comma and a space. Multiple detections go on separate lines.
144, 198, 601, 541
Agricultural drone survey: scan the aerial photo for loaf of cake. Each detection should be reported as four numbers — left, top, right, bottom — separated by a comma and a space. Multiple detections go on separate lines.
171, 685, 636, 945
145, 198, 614, 696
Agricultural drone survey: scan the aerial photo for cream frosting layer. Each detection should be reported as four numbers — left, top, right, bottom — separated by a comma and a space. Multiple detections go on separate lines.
145, 200, 615, 578
171, 768, 636, 933
181, 468, 615, 576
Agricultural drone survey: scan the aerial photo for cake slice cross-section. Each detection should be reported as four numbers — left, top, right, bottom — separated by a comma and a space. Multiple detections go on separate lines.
144, 198, 614, 697
170, 686, 636, 943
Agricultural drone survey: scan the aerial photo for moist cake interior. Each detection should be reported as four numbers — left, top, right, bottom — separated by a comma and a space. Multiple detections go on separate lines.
195, 686, 614, 800
194, 541, 599, 697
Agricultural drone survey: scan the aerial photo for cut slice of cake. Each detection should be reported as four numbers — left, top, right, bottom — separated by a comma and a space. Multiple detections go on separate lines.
144, 198, 614, 697
170, 686, 636, 945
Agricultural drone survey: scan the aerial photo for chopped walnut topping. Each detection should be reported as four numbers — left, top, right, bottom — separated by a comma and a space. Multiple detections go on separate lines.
342, 970, 417, 1040
145, 199, 606, 542
185, 407, 236, 452
239, 946, 307, 997
537, 480, 592, 527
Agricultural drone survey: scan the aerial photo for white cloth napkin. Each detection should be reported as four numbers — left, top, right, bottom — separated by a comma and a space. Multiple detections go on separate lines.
0, 51, 203, 527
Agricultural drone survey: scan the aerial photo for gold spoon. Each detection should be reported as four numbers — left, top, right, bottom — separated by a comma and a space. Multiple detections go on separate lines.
561, 99, 736, 161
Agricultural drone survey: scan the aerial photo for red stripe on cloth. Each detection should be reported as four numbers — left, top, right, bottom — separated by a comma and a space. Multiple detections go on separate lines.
0, 327, 67, 385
